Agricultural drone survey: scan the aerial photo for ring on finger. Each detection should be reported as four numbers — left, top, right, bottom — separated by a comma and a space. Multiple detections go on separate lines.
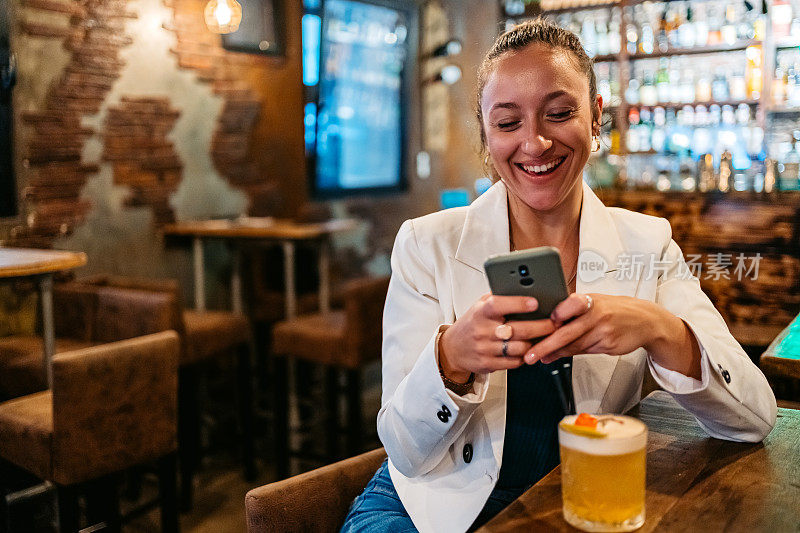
495, 323, 513, 341
501, 339, 510, 357
585, 294, 593, 312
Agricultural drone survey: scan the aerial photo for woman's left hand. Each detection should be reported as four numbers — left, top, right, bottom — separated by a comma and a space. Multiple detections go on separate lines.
525, 293, 702, 379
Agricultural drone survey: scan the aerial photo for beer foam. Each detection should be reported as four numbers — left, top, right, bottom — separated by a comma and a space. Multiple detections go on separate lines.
558, 415, 647, 456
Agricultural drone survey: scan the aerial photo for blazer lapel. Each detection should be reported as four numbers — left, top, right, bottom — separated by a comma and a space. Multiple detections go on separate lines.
574, 182, 641, 412
448, 181, 511, 468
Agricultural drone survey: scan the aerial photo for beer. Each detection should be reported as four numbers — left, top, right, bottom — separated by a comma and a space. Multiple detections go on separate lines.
558, 414, 647, 532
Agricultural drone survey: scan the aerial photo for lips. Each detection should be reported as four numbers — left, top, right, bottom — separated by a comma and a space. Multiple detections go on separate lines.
516, 156, 567, 177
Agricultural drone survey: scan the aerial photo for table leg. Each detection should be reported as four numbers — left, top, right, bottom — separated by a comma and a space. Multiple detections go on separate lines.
282, 240, 296, 319
231, 246, 243, 314
192, 237, 206, 312
39, 274, 55, 389
318, 240, 330, 314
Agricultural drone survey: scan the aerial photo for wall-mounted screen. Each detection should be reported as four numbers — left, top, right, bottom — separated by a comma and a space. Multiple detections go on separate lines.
304, 0, 416, 198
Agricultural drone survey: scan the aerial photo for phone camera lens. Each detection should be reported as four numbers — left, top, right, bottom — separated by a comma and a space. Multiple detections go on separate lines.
518, 265, 529, 276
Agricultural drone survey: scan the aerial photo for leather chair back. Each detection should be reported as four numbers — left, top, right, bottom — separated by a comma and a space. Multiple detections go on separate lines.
245, 448, 386, 533
343, 276, 390, 364
50, 331, 179, 485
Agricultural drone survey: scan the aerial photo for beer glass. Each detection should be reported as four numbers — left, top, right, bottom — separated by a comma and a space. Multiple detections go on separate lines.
558, 414, 647, 532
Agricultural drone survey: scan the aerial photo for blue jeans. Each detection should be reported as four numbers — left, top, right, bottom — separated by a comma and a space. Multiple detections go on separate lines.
340, 459, 523, 532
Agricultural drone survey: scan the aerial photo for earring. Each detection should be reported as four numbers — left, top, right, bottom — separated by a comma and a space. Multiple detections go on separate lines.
484, 154, 490, 166
591, 135, 600, 152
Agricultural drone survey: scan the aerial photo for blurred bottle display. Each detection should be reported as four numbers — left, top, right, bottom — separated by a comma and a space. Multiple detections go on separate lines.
520, 0, 800, 192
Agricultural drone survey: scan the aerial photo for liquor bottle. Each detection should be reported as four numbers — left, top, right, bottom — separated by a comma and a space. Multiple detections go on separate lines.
639, 106, 653, 151
655, 58, 670, 103
790, 65, 800, 107
696, 73, 713, 102
666, 4, 681, 49
627, 107, 641, 152
652, 106, 667, 151
730, 67, 747, 101
707, 2, 723, 45
625, 78, 641, 105
639, 9, 655, 54
712, 68, 730, 101
680, 68, 696, 103
745, 45, 763, 100
669, 58, 682, 103
780, 132, 800, 190
679, 5, 696, 48
721, 4, 738, 45
626, 7, 639, 55
640, 69, 659, 106
582, 14, 597, 57
772, 0, 793, 38
754, 0, 767, 41
694, 3, 709, 46
596, 13, 610, 56
608, 15, 622, 54
657, 8, 669, 52
773, 65, 787, 106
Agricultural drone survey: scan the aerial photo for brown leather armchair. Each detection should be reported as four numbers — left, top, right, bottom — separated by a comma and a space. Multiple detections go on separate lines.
0, 281, 177, 400
68, 274, 255, 510
0, 331, 180, 532
245, 448, 386, 533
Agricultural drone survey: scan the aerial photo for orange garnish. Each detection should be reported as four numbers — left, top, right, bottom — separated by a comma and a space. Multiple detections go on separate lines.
574, 413, 598, 429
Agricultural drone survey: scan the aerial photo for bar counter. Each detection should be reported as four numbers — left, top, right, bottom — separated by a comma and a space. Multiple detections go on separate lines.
479, 391, 799, 532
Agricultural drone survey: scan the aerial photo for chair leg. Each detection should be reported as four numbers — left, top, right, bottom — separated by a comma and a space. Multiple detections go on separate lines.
56, 485, 80, 533
345, 369, 363, 456
178, 366, 200, 512
325, 367, 340, 460
157, 453, 180, 533
273, 355, 290, 480
237, 342, 257, 481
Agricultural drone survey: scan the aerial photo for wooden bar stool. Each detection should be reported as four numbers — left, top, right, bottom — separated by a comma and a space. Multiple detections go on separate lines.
271, 276, 389, 479
0, 331, 180, 533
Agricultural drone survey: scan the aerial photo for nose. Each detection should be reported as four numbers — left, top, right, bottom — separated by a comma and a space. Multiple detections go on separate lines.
521, 124, 553, 155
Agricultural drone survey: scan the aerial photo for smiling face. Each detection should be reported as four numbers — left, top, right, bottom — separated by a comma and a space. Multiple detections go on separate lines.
480, 43, 601, 214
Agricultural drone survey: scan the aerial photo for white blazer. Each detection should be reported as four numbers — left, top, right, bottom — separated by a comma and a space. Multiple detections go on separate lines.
377, 181, 777, 533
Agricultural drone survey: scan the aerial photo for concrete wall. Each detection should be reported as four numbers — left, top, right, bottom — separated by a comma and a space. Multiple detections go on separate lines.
2, 0, 501, 308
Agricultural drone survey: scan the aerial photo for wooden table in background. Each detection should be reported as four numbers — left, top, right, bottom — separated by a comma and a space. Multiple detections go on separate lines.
480, 391, 800, 532
162, 218, 356, 318
0, 248, 87, 387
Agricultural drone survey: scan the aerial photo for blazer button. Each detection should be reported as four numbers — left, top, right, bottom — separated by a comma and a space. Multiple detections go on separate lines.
722, 369, 731, 384
463, 443, 473, 463
437, 410, 449, 423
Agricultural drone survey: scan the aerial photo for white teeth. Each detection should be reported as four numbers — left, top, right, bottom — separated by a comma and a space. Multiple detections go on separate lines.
522, 157, 563, 174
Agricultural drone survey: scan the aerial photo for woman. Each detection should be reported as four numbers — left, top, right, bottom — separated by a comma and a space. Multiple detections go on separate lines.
342, 18, 776, 533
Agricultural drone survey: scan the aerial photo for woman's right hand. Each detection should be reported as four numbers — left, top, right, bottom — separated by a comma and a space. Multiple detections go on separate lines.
438, 294, 558, 383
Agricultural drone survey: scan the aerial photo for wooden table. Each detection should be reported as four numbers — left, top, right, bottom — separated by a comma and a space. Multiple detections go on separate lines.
162, 218, 356, 318
0, 248, 87, 387
480, 391, 800, 532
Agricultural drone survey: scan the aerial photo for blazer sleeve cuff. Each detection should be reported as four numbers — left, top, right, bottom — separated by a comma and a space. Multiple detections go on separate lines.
648, 320, 711, 394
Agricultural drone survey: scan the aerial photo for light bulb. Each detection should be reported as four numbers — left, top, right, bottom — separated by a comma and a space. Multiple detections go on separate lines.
204, 0, 242, 34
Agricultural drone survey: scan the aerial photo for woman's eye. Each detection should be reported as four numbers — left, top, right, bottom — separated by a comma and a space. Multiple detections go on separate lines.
497, 121, 520, 129
548, 110, 574, 121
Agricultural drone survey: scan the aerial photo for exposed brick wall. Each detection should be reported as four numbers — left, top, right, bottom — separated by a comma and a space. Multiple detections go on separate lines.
165, 0, 266, 206
103, 96, 182, 224
10, 0, 137, 247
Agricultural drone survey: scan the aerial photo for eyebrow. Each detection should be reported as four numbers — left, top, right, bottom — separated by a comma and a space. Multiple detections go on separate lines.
489, 90, 573, 112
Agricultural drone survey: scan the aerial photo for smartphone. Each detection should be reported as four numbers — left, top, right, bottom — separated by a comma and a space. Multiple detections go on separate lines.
484, 246, 569, 321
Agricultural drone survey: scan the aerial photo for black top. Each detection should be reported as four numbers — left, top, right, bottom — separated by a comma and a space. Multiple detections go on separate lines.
494, 361, 566, 490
